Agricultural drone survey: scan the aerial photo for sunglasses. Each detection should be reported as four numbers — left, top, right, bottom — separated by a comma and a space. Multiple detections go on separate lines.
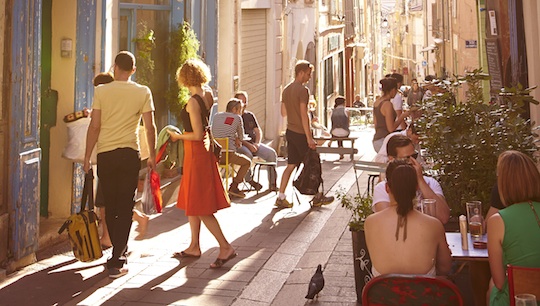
395, 151, 419, 161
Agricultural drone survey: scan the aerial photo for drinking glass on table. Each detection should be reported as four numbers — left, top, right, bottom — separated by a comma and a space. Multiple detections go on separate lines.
466, 201, 484, 238
421, 199, 437, 217
515, 294, 537, 306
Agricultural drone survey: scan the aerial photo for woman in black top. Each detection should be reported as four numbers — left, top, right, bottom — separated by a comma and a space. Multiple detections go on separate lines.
372, 77, 409, 152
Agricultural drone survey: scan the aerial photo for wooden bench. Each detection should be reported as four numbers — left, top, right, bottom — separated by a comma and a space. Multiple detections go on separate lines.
353, 160, 387, 195
314, 137, 358, 161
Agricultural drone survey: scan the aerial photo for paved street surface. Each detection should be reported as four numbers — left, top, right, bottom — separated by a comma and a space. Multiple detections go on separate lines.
0, 127, 376, 305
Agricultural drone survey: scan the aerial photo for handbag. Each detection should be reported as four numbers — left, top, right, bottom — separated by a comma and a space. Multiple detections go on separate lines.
62, 117, 97, 164
193, 95, 222, 160
141, 169, 163, 214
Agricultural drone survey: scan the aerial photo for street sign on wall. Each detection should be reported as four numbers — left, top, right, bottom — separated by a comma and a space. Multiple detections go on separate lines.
465, 40, 478, 48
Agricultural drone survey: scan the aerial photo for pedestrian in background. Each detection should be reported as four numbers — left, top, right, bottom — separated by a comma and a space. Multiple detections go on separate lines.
167, 58, 237, 269
84, 51, 157, 278
387, 73, 405, 130
372, 77, 409, 152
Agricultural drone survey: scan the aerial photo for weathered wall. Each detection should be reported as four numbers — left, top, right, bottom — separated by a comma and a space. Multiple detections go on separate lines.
48, 0, 77, 218
0, 0, 9, 265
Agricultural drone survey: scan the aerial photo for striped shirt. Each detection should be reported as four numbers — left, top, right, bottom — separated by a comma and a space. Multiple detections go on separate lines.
211, 112, 244, 151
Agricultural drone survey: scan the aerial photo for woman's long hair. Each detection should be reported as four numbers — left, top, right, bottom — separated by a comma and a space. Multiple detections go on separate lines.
387, 164, 418, 217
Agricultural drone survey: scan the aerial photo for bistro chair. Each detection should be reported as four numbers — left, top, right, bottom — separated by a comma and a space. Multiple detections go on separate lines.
507, 264, 540, 306
362, 274, 464, 306
215, 137, 234, 187
353, 160, 386, 196
252, 158, 277, 194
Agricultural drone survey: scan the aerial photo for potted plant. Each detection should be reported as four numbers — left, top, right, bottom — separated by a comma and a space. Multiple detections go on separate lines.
416, 70, 539, 218
336, 188, 374, 302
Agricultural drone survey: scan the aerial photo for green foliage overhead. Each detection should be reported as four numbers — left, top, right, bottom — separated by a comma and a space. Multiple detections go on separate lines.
167, 22, 200, 122
337, 188, 373, 231
133, 23, 155, 87
416, 69, 539, 216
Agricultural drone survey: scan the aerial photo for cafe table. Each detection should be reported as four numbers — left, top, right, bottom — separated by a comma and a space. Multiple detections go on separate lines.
445, 232, 490, 306
445, 232, 488, 261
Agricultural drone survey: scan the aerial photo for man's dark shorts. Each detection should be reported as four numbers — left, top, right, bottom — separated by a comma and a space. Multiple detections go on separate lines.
286, 129, 309, 166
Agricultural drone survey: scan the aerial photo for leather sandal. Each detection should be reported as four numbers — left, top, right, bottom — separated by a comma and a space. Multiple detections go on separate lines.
209, 252, 237, 269
172, 251, 201, 259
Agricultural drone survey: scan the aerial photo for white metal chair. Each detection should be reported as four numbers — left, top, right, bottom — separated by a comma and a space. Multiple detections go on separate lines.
353, 160, 386, 196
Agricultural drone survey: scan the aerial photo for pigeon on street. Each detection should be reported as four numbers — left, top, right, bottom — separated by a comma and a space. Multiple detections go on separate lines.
305, 264, 325, 299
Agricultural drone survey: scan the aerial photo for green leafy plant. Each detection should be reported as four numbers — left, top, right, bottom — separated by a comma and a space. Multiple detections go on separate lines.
133, 23, 155, 87
336, 188, 373, 231
166, 22, 200, 122
416, 69, 539, 216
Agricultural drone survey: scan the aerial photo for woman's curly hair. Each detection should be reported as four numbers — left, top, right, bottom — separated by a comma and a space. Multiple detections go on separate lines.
176, 58, 211, 87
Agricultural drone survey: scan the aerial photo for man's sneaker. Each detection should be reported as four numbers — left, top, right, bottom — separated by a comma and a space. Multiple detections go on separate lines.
229, 185, 246, 198
274, 198, 293, 208
269, 185, 279, 192
311, 192, 334, 207
108, 267, 129, 279
248, 180, 263, 191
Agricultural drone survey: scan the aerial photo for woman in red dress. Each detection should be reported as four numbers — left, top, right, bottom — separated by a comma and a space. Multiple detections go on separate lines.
168, 59, 236, 268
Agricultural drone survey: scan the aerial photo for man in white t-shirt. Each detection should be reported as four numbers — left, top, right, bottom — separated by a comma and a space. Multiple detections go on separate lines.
372, 134, 450, 224
388, 73, 405, 130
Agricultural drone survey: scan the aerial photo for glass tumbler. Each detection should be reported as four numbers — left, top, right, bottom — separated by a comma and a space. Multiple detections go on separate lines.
515, 294, 537, 306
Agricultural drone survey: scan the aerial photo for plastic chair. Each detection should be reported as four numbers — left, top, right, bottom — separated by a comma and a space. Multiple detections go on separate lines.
507, 264, 540, 306
362, 274, 464, 306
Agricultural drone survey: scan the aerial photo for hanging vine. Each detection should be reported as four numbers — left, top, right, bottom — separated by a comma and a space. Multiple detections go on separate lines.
132, 22, 156, 87
166, 22, 200, 122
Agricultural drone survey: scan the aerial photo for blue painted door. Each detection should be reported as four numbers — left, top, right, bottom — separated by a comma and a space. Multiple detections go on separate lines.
9, 0, 42, 260
71, 0, 97, 214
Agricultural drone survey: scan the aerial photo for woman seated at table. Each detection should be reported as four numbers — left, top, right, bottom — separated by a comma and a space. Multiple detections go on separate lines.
330, 96, 350, 159
365, 160, 452, 276
487, 150, 540, 306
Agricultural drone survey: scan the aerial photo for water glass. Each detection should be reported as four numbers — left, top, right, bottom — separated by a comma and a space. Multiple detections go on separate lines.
515, 294, 537, 306
466, 201, 484, 238
421, 199, 437, 217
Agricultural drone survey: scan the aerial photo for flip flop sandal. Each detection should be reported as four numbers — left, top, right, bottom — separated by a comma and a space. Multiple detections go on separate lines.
172, 251, 201, 259
209, 252, 238, 269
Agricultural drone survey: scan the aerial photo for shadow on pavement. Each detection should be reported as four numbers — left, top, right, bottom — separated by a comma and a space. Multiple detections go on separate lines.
0, 259, 106, 305
97, 206, 312, 305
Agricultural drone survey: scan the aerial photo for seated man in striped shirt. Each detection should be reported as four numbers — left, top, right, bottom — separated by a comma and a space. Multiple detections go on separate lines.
211, 98, 255, 198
